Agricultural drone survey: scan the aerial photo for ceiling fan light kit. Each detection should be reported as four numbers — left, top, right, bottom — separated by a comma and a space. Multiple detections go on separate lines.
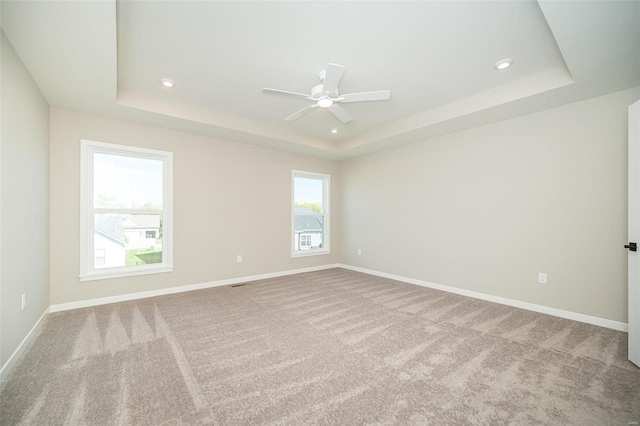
317, 98, 333, 108
263, 63, 391, 124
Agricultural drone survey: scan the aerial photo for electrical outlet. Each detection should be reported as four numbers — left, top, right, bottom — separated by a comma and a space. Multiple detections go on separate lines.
236, 255, 243, 263
21, 293, 26, 310
357, 248, 362, 256
538, 273, 547, 284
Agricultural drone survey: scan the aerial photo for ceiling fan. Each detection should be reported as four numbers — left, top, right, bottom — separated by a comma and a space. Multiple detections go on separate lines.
262, 63, 391, 124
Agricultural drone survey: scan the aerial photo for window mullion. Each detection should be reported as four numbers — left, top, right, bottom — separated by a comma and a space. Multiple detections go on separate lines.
93, 208, 164, 215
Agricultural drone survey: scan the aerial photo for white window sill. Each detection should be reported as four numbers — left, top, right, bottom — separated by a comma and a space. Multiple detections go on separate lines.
80, 266, 173, 282
291, 250, 331, 258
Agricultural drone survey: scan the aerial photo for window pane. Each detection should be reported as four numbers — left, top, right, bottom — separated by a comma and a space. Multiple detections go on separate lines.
94, 153, 163, 209
294, 177, 323, 213
294, 214, 324, 251
94, 213, 163, 268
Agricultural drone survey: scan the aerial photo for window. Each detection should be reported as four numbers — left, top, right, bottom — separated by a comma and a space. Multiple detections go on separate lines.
292, 170, 330, 257
300, 234, 312, 248
80, 140, 173, 281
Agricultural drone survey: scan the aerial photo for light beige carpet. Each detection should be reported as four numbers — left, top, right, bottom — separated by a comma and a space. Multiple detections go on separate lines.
1, 268, 639, 425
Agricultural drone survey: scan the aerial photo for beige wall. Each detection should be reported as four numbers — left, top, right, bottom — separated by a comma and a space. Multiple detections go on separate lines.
339, 88, 640, 323
0, 31, 50, 367
50, 108, 340, 305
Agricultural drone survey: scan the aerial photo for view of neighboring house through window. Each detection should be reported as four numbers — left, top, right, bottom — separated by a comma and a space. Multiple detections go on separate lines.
80, 140, 173, 281
95, 248, 106, 266
292, 170, 330, 256
300, 234, 312, 248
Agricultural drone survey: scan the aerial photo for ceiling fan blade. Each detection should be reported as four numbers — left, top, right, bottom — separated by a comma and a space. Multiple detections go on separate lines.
328, 104, 353, 123
285, 104, 317, 121
263, 88, 311, 100
340, 90, 391, 103
322, 63, 346, 95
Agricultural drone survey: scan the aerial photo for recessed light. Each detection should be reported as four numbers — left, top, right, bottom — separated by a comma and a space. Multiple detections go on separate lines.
160, 78, 175, 88
331, 129, 338, 134
317, 98, 333, 108
493, 58, 514, 70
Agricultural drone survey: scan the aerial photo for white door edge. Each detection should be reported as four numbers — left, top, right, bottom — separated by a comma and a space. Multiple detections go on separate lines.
628, 99, 640, 367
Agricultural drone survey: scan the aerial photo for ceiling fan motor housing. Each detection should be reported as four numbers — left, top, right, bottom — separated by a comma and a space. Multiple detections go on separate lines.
312, 83, 339, 99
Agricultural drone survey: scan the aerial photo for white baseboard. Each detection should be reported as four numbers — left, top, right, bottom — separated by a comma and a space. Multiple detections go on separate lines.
337, 264, 628, 332
0, 306, 50, 382
50, 263, 340, 313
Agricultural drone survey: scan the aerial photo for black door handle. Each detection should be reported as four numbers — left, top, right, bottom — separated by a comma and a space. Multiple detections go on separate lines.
625, 242, 637, 251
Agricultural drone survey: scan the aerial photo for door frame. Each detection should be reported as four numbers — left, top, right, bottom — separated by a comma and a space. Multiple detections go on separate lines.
628, 99, 640, 367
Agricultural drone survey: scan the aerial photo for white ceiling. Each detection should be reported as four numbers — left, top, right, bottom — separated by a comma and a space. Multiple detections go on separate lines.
2, 1, 639, 160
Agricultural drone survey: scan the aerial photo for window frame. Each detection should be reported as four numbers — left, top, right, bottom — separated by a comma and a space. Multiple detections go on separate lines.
291, 170, 330, 258
80, 140, 173, 281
